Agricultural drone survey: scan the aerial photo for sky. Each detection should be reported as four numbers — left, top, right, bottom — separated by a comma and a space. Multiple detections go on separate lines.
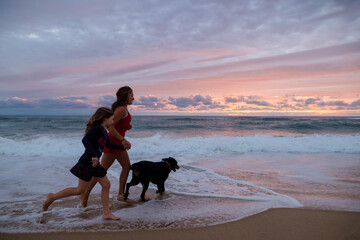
0, 0, 360, 116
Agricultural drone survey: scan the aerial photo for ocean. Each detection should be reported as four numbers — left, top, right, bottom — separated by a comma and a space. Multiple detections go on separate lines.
0, 115, 359, 232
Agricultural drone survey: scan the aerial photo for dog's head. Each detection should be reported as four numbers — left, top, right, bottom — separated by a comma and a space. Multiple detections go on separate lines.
162, 157, 179, 172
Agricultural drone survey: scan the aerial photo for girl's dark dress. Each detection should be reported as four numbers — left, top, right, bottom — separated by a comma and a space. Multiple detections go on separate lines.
70, 125, 123, 182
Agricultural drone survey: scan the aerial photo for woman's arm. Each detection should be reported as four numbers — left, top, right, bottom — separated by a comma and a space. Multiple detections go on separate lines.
105, 139, 125, 150
107, 106, 131, 149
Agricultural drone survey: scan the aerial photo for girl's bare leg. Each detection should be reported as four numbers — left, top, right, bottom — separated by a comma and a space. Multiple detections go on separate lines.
97, 176, 120, 220
42, 179, 88, 211
116, 151, 135, 203
81, 153, 116, 207
79, 176, 97, 207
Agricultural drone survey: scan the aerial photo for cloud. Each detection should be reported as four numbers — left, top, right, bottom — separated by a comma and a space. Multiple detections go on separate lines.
235, 106, 275, 111
350, 99, 360, 107
168, 97, 198, 108
193, 95, 213, 105
0, 96, 92, 109
0, 97, 33, 108
1, 94, 360, 115
39, 97, 91, 109
317, 100, 348, 107
2, 0, 359, 69
225, 96, 272, 107
132, 94, 226, 111
316, 99, 360, 109
304, 98, 321, 105
63, 96, 87, 101
286, 98, 360, 111
224, 96, 248, 103
133, 96, 166, 109
224, 95, 360, 112
97, 95, 116, 107
166, 94, 225, 110
246, 100, 273, 107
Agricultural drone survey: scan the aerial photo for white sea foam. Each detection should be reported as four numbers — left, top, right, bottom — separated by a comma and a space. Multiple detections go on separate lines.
0, 134, 83, 157
1, 133, 359, 158
0, 155, 301, 233
0, 132, 359, 233
163, 165, 301, 207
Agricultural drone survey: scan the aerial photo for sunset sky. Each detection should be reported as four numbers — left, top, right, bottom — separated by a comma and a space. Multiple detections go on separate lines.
1, 0, 359, 116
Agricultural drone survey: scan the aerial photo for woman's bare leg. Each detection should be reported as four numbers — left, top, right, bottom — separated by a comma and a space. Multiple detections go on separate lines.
116, 151, 135, 202
43, 179, 88, 211
97, 176, 120, 220
80, 153, 116, 207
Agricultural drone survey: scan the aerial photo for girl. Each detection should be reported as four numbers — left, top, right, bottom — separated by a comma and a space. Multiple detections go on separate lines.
42, 107, 122, 220
81, 86, 135, 207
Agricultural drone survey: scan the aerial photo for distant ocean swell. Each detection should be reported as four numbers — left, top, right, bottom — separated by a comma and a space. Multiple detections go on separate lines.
1, 116, 360, 137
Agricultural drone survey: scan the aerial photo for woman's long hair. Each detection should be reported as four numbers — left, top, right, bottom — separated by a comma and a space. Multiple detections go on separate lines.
111, 86, 133, 111
84, 107, 113, 135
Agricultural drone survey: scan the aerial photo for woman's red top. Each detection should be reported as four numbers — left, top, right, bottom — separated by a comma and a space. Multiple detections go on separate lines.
103, 109, 131, 154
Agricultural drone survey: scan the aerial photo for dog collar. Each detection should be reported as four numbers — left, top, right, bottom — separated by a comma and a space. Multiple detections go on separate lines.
163, 160, 172, 171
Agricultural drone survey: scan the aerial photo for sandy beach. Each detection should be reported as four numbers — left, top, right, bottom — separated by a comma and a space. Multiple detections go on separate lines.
2, 208, 359, 240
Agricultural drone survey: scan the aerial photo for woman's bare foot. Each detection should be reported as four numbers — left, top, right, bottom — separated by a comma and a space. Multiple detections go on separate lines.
102, 213, 120, 220
42, 193, 55, 211
117, 193, 136, 203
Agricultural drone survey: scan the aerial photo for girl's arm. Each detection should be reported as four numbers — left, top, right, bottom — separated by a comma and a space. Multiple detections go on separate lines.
82, 126, 100, 158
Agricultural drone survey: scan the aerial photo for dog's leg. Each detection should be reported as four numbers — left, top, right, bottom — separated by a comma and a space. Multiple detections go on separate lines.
140, 181, 149, 202
124, 176, 139, 200
124, 183, 131, 200
156, 183, 165, 194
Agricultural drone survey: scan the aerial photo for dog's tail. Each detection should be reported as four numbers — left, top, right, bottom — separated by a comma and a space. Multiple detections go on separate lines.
130, 163, 142, 171
130, 162, 147, 171
130, 163, 143, 177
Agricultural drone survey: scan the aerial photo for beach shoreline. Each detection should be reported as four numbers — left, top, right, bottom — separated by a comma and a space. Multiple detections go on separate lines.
2, 208, 360, 240
1, 116, 359, 237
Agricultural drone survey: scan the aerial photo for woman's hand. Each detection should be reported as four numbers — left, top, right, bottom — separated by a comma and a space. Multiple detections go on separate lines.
92, 157, 99, 167
122, 139, 131, 150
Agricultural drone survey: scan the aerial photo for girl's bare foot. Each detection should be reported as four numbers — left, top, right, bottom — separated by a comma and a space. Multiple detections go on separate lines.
42, 193, 55, 211
117, 193, 136, 203
102, 213, 120, 220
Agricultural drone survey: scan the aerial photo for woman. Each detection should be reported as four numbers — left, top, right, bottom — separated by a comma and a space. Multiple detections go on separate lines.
81, 86, 135, 206
42, 107, 121, 220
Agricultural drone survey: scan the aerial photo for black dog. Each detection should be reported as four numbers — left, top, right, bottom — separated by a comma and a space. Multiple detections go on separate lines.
124, 157, 179, 202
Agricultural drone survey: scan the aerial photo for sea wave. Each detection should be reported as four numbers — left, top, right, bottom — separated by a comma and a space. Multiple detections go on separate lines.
1, 133, 359, 158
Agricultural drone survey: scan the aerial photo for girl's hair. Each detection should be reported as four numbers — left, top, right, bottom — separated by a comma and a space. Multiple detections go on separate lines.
85, 107, 113, 135
111, 86, 133, 111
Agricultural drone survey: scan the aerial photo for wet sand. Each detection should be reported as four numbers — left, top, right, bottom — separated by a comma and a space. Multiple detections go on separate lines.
2, 208, 360, 240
